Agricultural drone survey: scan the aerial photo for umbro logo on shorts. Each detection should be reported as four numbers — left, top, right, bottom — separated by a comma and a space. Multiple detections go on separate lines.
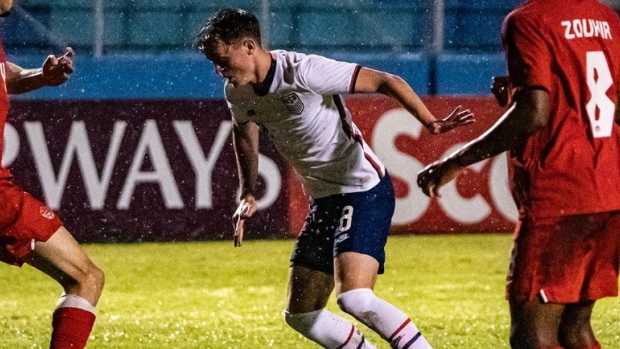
39, 206, 55, 220
335, 233, 349, 244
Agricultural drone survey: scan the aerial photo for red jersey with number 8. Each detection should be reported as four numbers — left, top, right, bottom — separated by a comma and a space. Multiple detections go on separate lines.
0, 37, 11, 180
503, 0, 620, 218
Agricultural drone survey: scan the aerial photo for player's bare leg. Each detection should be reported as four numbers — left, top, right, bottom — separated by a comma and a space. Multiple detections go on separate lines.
23, 227, 104, 349
559, 301, 599, 349
335, 252, 432, 349
284, 265, 376, 348
333, 252, 378, 294
509, 300, 564, 349
286, 266, 333, 313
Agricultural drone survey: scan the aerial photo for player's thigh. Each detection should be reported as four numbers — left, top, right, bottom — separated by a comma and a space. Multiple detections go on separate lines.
559, 301, 595, 332
24, 227, 102, 289
334, 252, 379, 294
286, 265, 334, 313
509, 299, 564, 345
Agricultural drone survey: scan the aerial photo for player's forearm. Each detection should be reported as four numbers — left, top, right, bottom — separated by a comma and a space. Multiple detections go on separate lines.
5, 64, 48, 94
232, 125, 259, 198
452, 91, 548, 167
236, 157, 258, 198
378, 75, 436, 127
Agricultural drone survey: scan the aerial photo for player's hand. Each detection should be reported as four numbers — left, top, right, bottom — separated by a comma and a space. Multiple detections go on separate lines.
232, 195, 257, 247
42, 47, 74, 86
491, 76, 516, 107
427, 105, 475, 135
417, 158, 463, 198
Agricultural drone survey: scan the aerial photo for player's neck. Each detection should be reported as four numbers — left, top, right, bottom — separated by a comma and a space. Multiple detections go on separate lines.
250, 51, 276, 96
254, 49, 273, 85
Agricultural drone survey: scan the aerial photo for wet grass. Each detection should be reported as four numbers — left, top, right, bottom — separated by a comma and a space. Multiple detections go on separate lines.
0, 234, 618, 348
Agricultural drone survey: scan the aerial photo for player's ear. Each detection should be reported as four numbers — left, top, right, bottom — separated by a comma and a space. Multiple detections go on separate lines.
243, 39, 256, 54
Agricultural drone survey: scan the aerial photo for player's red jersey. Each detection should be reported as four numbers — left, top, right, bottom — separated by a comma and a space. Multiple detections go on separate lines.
503, 0, 620, 218
0, 36, 11, 180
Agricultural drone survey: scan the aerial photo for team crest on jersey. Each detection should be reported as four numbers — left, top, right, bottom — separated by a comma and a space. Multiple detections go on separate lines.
281, 93, 304, 114
39, 206, 55, 220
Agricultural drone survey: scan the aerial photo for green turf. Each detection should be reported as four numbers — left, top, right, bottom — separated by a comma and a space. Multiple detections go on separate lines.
1, 234, 619, 348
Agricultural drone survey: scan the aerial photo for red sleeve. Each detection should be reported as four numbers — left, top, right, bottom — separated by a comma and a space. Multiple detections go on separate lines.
502, 13, 553, 92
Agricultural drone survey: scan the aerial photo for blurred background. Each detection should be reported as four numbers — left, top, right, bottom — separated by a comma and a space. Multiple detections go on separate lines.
4, 0, 619, 99
3, 0, 620, 242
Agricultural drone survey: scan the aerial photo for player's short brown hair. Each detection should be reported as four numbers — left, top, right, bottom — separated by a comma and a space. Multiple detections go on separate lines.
196, 8, 262, 55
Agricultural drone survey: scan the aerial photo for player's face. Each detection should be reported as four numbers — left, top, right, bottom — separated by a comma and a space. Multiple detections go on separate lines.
0, 0, 14, 16
205, 39, 256, 88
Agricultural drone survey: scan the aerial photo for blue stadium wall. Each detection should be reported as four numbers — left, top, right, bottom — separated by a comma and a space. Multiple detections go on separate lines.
5, 51, 507, 100
0, 0, 524, 100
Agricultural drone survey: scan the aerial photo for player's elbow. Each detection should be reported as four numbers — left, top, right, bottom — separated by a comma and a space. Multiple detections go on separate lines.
376, 73, 407, 96
528, 103, 549, 132
516, 88, 550, 133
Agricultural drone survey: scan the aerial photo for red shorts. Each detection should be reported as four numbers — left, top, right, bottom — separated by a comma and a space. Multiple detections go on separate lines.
0, 180, 62, 266
506, 212, 620, 303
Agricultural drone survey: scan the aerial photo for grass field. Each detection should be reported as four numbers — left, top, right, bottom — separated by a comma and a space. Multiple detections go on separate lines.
1, 233, 619, 349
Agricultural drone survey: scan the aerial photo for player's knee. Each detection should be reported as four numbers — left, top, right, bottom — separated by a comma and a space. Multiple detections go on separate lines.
509, 331, 524, 349
87, 263, 105, 294
559, 327, 597, 349
337, 288, 375, 322
558, 314, 597, 348
283, 309, 322, 335
72, 262, 105, 301
509, 326, 561, 349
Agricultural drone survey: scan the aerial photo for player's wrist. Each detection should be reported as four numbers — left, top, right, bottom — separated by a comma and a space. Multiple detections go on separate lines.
239, 191, 256, 201
450, 152, 469, 168
425, 120, 440, 133
25, 69, 48, 85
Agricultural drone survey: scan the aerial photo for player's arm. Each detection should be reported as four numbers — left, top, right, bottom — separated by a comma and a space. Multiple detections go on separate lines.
455, 88, 549, 165
353, 67, 474, 134
231, 118, 260, 246
492, 76, 520, 107
417, 87, 550, 197
6, 47, 74, 94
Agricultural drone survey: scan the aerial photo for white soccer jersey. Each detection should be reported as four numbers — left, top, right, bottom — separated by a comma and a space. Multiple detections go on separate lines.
226, 50, 385, 198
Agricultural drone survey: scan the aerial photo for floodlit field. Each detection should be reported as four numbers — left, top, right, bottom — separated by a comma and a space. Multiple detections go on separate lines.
1, 234, 619, 348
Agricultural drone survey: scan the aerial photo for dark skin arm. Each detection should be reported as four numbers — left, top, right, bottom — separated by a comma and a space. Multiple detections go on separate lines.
6, 47, 74, 94
417, 87, 550, 197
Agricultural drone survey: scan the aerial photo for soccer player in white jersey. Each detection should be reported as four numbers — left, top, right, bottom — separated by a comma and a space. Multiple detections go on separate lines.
197, 8, 473, 349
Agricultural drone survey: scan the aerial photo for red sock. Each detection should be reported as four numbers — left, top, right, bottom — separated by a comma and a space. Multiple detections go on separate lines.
50, 307, 96, 349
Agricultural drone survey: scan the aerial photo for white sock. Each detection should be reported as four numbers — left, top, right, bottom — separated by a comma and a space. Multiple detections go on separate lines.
284, 308, 376, 348
56, 294, 96, 313
337, 288, 432, 349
